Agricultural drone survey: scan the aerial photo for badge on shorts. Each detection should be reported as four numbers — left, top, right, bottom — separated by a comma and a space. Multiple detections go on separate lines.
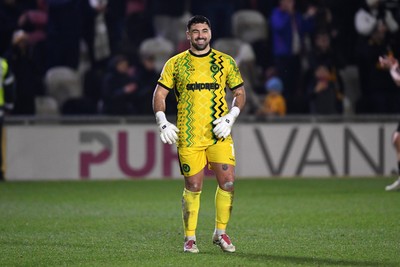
182, 164, 191, 173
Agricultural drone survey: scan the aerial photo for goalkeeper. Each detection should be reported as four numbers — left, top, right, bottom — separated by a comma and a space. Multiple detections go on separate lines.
152, 15, 246, 253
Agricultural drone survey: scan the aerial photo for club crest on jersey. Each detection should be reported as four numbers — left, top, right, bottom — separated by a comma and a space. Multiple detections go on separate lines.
210, 64, 220, 73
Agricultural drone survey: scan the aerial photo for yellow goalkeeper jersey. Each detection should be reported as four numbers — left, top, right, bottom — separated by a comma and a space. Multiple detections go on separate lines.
158, 49, 244, 148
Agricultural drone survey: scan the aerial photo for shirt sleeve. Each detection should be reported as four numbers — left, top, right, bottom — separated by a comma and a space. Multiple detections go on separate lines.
226, 56, 244, 90
157, 57, 175, 90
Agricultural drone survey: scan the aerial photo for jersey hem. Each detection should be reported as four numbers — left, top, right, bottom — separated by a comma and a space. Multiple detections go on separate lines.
230, 83, 244, 91
157, 81, 173, 90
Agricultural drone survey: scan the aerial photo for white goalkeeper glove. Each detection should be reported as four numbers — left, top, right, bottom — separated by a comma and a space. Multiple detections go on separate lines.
155, 111, 179, 144
212, 106, 240, 138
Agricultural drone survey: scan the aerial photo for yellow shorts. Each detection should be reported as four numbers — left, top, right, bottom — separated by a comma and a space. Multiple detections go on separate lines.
178, 140, 236, 177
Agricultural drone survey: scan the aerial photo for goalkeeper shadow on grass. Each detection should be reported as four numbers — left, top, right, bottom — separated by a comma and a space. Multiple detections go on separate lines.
236, 253, 397, 267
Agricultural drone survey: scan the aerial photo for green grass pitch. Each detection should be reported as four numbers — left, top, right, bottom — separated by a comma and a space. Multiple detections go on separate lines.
0, 178, 399, 266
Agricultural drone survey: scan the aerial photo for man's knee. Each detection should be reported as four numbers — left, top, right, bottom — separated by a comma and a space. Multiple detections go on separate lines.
221, 181, 234, 191
185, 177, 202, 192
186, 182, 202, 192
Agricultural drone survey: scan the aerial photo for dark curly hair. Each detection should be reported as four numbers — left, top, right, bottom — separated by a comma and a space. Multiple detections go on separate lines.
186, 15, 211, 31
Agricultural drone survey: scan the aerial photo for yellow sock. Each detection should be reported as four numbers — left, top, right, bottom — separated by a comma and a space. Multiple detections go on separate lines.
182, 188, 201, 237
215, 186, 234, 230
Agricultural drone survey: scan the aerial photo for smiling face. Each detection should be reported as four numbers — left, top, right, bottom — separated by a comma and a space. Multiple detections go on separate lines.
186, 22, 212, 54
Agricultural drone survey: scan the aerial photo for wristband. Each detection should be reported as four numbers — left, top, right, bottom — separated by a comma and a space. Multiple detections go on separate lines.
230, 106, 240, 118
155, 111, 167, 124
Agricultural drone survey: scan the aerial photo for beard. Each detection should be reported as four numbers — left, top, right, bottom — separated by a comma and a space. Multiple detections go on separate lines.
191, 38, 209, 51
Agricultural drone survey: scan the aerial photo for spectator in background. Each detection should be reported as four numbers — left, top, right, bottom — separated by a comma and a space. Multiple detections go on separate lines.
356, 0, 399, 59
4, 30, 45, 115
46, 0, 82, 70
17, 0, 47, 47
256, 76, 286, 118
82, 0, 126, 69
307, 31, 346, 73
0, 0, 24, 54
269, 0, 316, 113
80, 0, 127, 112
307, 63, 342, 115
14, 0, 48, 74
130, 51, 177, 116
81, 0, 111, 69
0, 57, 16, 181
122, 0, 154, 63
102, 0, 126, 55
100, 55, 139, 115
354, 0, 400, 114
355, 0, 398, 39
320, 0, 359, 65
311, 0, 334, 34
133, 53, 161, 115
305, 31, 346, 102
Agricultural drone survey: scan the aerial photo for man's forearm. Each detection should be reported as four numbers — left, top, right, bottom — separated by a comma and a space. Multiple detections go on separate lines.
152, 85, 168, 114
232, 87, 246, 111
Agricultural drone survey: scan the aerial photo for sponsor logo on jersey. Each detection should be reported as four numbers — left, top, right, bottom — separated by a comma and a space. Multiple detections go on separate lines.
186, 82, 220, 91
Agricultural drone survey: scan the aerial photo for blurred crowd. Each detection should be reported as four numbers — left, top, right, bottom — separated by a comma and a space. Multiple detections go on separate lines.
0, 0, 399, 117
